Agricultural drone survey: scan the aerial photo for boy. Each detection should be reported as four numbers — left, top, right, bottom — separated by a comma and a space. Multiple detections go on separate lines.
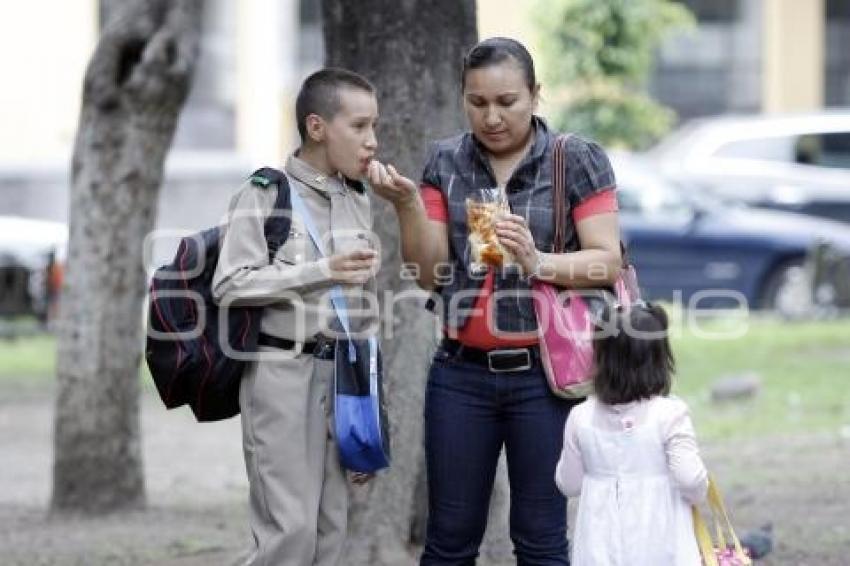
212, 68, 380, 566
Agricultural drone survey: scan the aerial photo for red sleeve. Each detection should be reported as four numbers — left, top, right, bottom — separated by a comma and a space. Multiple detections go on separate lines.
571, 189, 618, 223
420, 184, 449, 223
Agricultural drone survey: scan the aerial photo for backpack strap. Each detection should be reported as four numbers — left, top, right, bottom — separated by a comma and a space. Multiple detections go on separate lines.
249, 167, 292, 261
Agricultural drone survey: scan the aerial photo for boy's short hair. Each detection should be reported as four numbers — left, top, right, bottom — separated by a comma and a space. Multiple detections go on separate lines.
592, 302, 674, 405
295, 68, 375, 142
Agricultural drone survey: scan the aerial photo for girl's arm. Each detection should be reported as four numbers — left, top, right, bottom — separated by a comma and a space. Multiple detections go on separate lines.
665, 399, 709, 504
555, 410, 584, 497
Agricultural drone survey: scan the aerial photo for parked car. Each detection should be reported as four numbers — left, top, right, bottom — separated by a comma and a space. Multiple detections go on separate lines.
613, 154, 850, 314
647, 110, 850, 223
0, 216, 67, 324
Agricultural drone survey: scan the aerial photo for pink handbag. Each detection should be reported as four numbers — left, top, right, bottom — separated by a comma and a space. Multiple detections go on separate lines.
533, 135, 640, 399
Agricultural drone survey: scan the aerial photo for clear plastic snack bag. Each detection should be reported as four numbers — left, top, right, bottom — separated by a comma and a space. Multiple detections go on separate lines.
466, 188, 515, 271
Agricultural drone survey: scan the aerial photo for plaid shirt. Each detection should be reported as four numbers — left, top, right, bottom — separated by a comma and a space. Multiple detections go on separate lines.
421, 116, 616, 335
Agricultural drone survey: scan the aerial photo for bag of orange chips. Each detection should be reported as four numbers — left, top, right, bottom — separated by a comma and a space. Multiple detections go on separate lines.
466, 194, 515, 270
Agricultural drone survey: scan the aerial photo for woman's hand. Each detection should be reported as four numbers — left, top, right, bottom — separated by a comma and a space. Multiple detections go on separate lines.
367, 160, 419, 210
496, 214, 539, 275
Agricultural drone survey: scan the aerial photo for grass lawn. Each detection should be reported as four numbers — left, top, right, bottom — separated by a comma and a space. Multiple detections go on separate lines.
0, 335, 56, 385
670, 312, 850, 440
0, 334, 156, 393
1, 315, 848, 440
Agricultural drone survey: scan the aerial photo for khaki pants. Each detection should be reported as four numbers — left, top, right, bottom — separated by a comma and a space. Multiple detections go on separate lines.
240, 349, 348, 566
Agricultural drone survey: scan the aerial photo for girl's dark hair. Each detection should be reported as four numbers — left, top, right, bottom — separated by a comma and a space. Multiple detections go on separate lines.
592, 303, 674, 405
461, 37, 536, 92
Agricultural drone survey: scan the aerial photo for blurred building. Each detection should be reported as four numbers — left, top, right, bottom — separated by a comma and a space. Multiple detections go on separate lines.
479, 0, 848, 122
0, 0, 314, 234
0, 0, 325, 166
0, 0, 846, 227
652, 0, 848, 120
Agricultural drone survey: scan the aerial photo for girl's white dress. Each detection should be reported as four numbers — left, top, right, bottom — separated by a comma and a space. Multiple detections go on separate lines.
555, 395, 708, 566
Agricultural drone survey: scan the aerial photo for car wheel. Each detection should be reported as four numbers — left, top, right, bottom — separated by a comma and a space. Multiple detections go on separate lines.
759, 259, 812, 318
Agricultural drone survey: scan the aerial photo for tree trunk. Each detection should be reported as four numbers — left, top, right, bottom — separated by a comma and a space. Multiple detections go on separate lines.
98, 0, 120, 29
51, 0, 202, 515
322, 2, 478, 563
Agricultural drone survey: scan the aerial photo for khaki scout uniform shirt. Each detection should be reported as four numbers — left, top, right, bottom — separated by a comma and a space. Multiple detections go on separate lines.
212, 154, 378, 344
213, 154, 376, 565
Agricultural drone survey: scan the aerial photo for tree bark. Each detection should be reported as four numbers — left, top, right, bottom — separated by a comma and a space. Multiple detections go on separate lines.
98, 0, 120, 29
51, 0, 202, 515
322, 2, 478, 563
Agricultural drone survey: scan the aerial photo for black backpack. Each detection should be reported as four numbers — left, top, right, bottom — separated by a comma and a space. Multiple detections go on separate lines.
145, 167, 291, 421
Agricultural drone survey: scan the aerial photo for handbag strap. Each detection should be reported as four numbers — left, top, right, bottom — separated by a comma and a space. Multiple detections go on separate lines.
551, 134, 630, 267
551, 134, 572, 254
287, 176, 357, 362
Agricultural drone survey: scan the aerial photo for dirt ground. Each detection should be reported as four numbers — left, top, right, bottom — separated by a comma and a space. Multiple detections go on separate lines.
1, 384, 848, 565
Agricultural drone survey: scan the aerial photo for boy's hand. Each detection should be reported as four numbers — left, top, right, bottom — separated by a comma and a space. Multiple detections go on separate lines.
327, 249, 379, 285
368, 160, 419, 210
349, 472, 374, 485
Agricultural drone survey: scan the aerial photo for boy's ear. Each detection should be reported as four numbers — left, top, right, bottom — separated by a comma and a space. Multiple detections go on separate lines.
304, 113, 325, 143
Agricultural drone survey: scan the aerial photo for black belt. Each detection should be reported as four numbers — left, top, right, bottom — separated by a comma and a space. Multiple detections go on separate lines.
440, 339, 539, 373
257, 333, 335, 359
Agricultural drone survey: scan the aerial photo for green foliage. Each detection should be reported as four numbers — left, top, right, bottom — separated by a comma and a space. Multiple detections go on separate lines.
534, 0, 694, 84
532, 0, 695, 149
552, 88, 677, 150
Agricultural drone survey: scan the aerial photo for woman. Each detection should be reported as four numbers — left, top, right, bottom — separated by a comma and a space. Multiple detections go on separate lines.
369, 37, 621, 564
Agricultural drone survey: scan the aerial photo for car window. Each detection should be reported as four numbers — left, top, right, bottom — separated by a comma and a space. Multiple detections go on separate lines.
712, 131, 850, 170
617, 187, 643, 213
794, 132, 850, 169
617, 179, 693, 221
713, 136, 795, 162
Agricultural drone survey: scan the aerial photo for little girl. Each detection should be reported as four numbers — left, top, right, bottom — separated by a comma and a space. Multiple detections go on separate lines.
555, 303, 708, 566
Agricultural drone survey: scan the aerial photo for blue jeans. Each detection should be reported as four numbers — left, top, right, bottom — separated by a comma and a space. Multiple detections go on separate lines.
420, 347, 575, 565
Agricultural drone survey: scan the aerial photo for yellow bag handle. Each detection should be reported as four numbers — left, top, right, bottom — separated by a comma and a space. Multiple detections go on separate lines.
693, 504, 719, 566
692, 475, 752, 565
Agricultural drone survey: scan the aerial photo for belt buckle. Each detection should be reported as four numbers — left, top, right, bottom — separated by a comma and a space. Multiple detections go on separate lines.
313, 335, 335, 359
487, 348, 532, 373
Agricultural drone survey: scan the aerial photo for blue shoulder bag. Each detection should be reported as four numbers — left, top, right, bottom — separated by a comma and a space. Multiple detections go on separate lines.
289, 181, 391, 473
